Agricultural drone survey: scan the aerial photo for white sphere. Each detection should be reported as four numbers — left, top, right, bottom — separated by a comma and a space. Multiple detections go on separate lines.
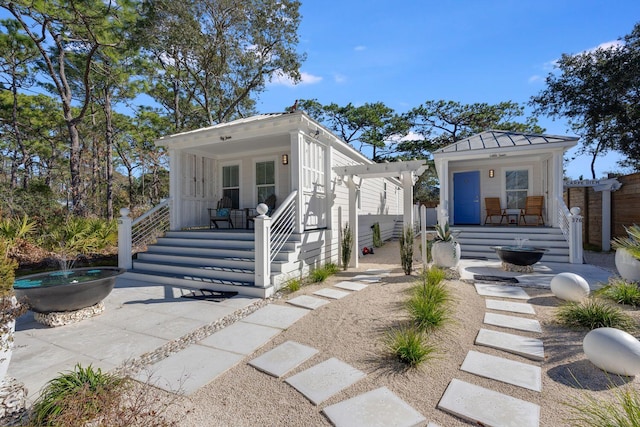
583, 328, 640, 376
550, 272, 590, 302
119, 207, 130, 217
256, 203, 269, 215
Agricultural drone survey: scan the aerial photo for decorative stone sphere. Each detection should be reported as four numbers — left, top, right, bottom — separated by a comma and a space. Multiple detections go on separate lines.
256, 203, 269, 215
550, 272, 590, 302
583, 327, 640, 376
119, 207, 130, 217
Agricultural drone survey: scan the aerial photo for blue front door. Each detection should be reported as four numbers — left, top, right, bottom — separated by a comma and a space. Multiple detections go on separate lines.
453, 171, 480, 224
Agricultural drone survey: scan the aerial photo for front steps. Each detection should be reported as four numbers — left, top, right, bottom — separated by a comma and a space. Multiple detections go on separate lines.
454, 226, 571, 263
123, 230, 300, 298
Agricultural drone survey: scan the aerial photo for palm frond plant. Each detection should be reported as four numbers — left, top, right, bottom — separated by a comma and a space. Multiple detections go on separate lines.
612, 224, 640, 260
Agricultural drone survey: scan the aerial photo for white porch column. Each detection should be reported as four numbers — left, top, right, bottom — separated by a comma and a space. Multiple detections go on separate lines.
401, 171, 415, 230
550, 151, 564, 227
435, 158, 449, 225
168, 149, 181, 230
117, 208, 132, 270
290, 130, 305, 233
254, 212, 272, 287
593, 178, 622, 251
347, 175, 359, 268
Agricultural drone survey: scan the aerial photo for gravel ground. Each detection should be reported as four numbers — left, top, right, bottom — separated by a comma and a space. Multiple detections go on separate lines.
143, 243, 638, 427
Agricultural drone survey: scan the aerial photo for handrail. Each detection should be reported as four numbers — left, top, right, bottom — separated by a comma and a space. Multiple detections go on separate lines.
270, 190, 297, 262
131, 199, 171, 251
556, 196, 571, 241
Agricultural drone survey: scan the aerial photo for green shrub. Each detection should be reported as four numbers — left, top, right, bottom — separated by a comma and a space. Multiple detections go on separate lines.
565, 384, 640, 427
284, 277, 302, 292
598, 278, 640, 307
324, 263, 340, 274
407, 296, 448, 332
556, 299, 635, 331
372, 222, 382, 248
31, 364, 122, 426
385, 327, 435, 367
309, 263, 338, 283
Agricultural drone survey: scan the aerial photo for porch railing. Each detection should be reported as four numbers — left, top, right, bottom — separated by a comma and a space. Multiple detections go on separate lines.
254, 190, 298, 287
118, 199, 171, 269
556, 196, 583, 264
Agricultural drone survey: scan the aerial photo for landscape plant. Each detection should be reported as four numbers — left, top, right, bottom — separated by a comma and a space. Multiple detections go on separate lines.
283, 277, 302, 293
596, 277, 640, 307
556, 298, 635, 331
565, 383, 640, 427
385, 327, 435, 367
399, 226, 414, 275
341, 223, 353, 271
408, 267, 451, 331
612, 224, 640, 260
372, 222, 382, 248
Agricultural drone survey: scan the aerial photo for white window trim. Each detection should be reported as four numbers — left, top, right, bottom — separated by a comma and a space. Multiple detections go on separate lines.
252, 156, 278, 205
502, 166, 532, 211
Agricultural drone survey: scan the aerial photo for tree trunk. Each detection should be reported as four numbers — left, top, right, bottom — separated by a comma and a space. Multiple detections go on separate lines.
103, 90, 114, 221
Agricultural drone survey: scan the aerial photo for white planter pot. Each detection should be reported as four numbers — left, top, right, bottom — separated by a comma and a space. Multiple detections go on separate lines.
432, 241, 461, 268
615, 248, 640, 282
0, 296, 17, 385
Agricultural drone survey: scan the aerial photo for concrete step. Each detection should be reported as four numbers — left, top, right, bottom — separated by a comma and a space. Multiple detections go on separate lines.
146, 244, 296, 262
132, 259, 255, 282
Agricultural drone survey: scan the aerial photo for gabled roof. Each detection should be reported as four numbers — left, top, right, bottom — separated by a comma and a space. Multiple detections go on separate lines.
433, 130, 579, 154
157, 113, 287, 141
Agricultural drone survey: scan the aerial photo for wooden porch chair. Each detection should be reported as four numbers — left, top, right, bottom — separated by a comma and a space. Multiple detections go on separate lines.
484, 197, 507, 225
246, 194, 277, 228
519, 196, 545, 226
208, 196, 234, 229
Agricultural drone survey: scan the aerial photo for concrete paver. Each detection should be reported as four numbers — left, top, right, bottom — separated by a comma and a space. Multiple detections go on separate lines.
438, 378, 540, 427
286, 295, 330, 310
460, 350, 542, 392
241, 304, 309, 329
285, 357, 366, 405
322, 386, 426, 427
313, 288, 351, 299
484, 312, 542, 333
334, 281, 368, 291
486, 299, 536, 315
475, 283, 530, 300
248, 341, 319, 378
199, 321, 281, 355
475, 328, 545, 361
351, 275, 382, 282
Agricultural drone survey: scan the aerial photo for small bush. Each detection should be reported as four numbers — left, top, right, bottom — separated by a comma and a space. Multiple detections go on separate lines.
598, 278, 640, 307
324, 263, 340, 274
565, 384, 640, 427
385, 327, 435, 367
341, 223, 353, 271
309, 263, 338, 283
399, 226, 414, 275
284, 277, 302, 292
556, 299, 635, 331
407, 296, 448, 332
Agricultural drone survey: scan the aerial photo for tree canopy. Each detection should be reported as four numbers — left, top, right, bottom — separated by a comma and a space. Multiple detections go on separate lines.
531, 23, 640, 178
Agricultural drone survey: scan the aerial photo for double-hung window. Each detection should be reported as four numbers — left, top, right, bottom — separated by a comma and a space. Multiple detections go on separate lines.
222, 165, 240, 208
256, 161, 275, 203
505, 169, 529, 209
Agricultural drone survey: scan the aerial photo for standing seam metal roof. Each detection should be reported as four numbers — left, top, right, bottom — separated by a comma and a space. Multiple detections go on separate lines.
433, 130, 579, 154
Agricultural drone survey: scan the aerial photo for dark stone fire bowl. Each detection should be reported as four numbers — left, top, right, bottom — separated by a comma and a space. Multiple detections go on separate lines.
491, 246, 548, 266
13, 267, 125, 313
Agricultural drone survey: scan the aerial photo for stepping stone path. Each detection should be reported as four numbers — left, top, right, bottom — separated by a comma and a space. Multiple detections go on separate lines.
286, 295, 330, 310
438, 281, 545, 426
351, 275, 383, 283
247, 278, 434, 426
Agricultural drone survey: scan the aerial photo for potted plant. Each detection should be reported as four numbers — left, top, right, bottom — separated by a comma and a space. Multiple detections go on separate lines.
612, 224, 640, 282
0, 238, 26, 385
431, 222, 461, 268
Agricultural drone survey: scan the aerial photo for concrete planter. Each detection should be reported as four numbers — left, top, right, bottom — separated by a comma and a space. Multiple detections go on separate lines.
432, 241, 460, 268
0, 297, 17, 385
615, 248, 640, 282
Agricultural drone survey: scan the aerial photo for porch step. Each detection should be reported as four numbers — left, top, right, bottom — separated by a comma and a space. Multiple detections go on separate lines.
455, 226, 571, 263
125, 229, 301, 298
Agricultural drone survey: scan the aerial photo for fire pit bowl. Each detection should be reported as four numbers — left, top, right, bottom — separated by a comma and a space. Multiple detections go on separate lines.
13, 267, 124, 313
491, 246, 548, 266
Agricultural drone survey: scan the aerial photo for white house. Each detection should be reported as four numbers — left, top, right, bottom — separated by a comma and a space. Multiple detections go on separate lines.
432, 130, 584, 263
120, 111, 426, 297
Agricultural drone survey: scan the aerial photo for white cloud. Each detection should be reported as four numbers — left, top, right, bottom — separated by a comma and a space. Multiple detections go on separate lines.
585, 40, 624, 53
385, 131, 425, 146
528, 75, 542, 84
354, 45, 366, 51
334, 73, 347, 83
271, 70, 323, 87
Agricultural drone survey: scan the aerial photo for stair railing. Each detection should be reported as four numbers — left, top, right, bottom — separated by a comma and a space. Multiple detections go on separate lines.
254, 190, 298, 287
118, 199, 171, 269
556, 196, 583, 264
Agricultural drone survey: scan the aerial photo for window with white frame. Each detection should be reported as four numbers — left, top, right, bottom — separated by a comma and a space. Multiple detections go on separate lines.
255, 161, 275, 203
222, 165, 240, 208
505, 169, 529, 209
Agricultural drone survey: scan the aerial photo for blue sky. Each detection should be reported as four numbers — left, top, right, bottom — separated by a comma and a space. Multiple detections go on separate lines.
256, 0, 640, 179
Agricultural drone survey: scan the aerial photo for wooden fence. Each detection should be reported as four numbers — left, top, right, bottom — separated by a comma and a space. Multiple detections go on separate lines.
564, 172, 640, 250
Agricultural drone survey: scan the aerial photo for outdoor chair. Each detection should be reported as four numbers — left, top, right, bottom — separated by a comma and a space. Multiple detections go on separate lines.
208, 196, 234, 229
519, 196, 545, 226
246, 194, 277, 228
484, 197, 507, 225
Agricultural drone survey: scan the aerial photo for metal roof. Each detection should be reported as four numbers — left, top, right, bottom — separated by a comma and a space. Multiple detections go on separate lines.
433, 130, 579, 154
157, 113, 288, 140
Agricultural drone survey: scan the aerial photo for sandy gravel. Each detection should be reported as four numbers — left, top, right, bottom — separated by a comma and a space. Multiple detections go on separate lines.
153, 242, 638, 426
